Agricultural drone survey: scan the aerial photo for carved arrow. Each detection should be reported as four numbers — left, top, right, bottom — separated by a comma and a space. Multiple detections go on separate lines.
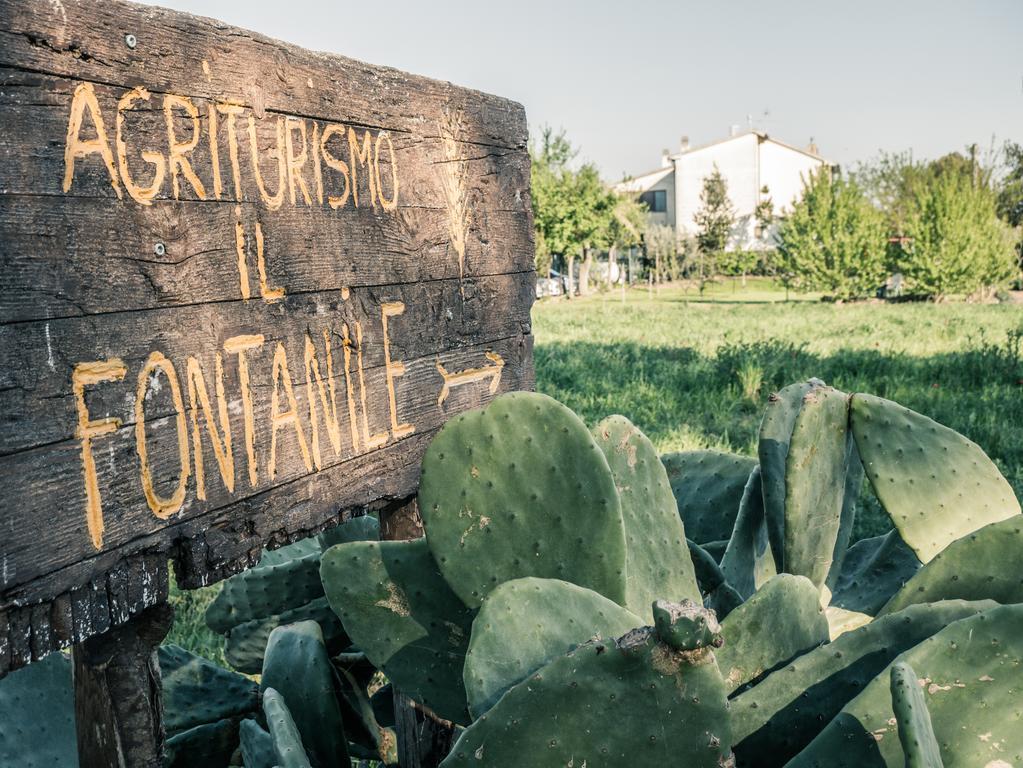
436, 351, 504, 406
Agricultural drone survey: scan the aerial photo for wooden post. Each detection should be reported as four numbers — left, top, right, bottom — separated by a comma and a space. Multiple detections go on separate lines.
73, 603, 174, 768
380, 499, 459, 768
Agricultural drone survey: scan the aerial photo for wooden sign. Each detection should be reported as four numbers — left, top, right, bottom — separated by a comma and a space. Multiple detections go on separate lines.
0, 0, 535, 676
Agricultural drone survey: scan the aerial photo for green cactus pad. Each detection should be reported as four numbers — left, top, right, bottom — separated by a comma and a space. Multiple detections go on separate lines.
164, 717, 240, 768
224, 596, 348, 674
652, 598, 723, 651
782, 386, 851, 590
890, 661, 944, 768
463, 577, 642, 718
158, 644, 259, 735
787, 604, 1023, 767
205, 540, 325, 634
720, 466, 777, 599
688, 538, 744, 619
592, 415, 701, 620
317, 514, 380, 549
442, 627, 732, 768
830, 530, 921, 615
850, 393, 1021, 563
879, 516, 1023, 615
731, 599, 997, 766
826, 436, 864, 591
320, 537, 475, 723
419, 391, 627, 608
263, 687, 313, 768
260, 621, 349, 768
239, 718, 275, 768
662, 449, 758, 545
759, 380, 822, 572
334, 664, 397, 765
0, 652, 78, 768
715, 574, 828, 694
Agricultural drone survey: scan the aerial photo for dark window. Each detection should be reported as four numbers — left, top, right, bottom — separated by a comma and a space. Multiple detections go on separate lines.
639, 189, 667, 213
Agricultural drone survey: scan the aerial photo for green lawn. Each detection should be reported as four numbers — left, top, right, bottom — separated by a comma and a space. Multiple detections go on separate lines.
534, 279, 1023, 539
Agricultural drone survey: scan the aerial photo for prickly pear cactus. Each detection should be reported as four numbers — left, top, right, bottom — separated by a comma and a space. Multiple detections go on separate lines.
442, 602, 732, 767
223, 596, 347, 674
592, 415, 700, 620
730, 600, 997, 766
651, 598, 722, 650
715, 574, 828, 693
829, 530, 921, 615
780, 385, 851, 590
879, 516, 1023, 615
759, 379, 822, 570
239, 719, 275, 768
418, 391, 628, 608
826, 437, 864, 591
463, 577, 642, 718
0, 652, 78, 768
260, 621, 350, 768
662, 449, 758, 545
720, 465, 776, 599
688, 538, 744, 619
263, 687, 313, 768
787, 604, 1023, 767
164, 718, 239, 768
890, 661, 944, 768
850, 393, 1021, 563
316, 514, 380, 549
320, 537, 475, 723
158, 644, 259, 734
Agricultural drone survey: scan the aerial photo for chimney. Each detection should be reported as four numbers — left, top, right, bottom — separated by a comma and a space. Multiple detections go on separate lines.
730, 124, 740, 137
807, 137, 820, 156
661, 148, 671, 168
680, 135, 690, 152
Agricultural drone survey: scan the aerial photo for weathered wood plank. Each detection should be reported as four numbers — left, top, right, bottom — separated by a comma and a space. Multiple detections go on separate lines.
0, 0, 535, 679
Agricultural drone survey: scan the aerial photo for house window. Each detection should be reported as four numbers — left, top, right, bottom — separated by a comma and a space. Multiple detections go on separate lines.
640, 189, 667, 213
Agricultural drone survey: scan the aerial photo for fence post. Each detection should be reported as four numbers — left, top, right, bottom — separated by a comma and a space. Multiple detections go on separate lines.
380, 499, 458, 768
73, 602, 174, 767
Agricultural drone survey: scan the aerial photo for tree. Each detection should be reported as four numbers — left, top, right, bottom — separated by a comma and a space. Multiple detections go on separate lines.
606, 193, 646, 289
570, 164, 616, 296
776, 169, 888, 300
901, 170, 1017, 299
693, 166, 735, 288
644, 224, 677, 285
996, 140, 1023, 283
529, 127, 576, 281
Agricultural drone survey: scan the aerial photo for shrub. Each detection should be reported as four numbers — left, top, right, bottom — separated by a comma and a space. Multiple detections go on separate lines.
900, 171, 1017, 299
777, 170, 888, 300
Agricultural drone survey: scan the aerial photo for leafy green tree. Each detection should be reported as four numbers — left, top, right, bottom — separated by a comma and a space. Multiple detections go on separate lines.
644, 224, 677, 285
901, 170, 1017, 299
529, 127, 576, 278
997, 140, 1023, 284
694, 165, 735, 255
777, 169, 888, 300
571, 164, 616, 295
606, 193, 647, 288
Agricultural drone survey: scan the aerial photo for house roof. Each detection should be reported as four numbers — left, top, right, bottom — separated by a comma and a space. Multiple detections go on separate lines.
613, 165, 673, 193
670, 130, 830, 164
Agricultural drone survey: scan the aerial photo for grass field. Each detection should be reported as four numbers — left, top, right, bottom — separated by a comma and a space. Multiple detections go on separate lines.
167, 278, 1023, 656
534, 279, 1023, 540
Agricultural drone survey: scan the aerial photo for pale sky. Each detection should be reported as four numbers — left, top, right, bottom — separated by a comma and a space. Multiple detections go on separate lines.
138, 0, 1022, 179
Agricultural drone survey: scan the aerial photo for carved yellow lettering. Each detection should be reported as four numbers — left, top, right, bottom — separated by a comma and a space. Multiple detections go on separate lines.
380, 302, 413, 439
355, 321, 388, 450
320, 124, 351, 209
254, 220, 284, 302
347, 127, 377, 209
311, 121, 324, 205
375, 131, 399, 211
217, 102, 246, 199
73, 359, 128, 549
185, 354, 234, 499
284, 117, 312, 207
163, 94, 207, 200
304, 330, 343, 470
224, 334, 264, 487
268, 342, 312, 479
63, 82, 122, 198
233, 206, 252, 300
115, 87, 165, 205
208, 101, 222, 199
248, 115, 286, 210
341, 322, 361, 454
134, 352, 191, 518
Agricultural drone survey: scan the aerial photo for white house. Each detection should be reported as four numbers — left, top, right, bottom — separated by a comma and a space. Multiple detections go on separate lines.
617, 130, 831, 250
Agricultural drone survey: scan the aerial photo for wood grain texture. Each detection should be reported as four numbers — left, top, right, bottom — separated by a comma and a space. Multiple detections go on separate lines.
0, 0, 535, 675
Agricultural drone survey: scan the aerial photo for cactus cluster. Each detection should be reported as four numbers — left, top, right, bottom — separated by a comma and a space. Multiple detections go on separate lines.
2, 382, 1020, 768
